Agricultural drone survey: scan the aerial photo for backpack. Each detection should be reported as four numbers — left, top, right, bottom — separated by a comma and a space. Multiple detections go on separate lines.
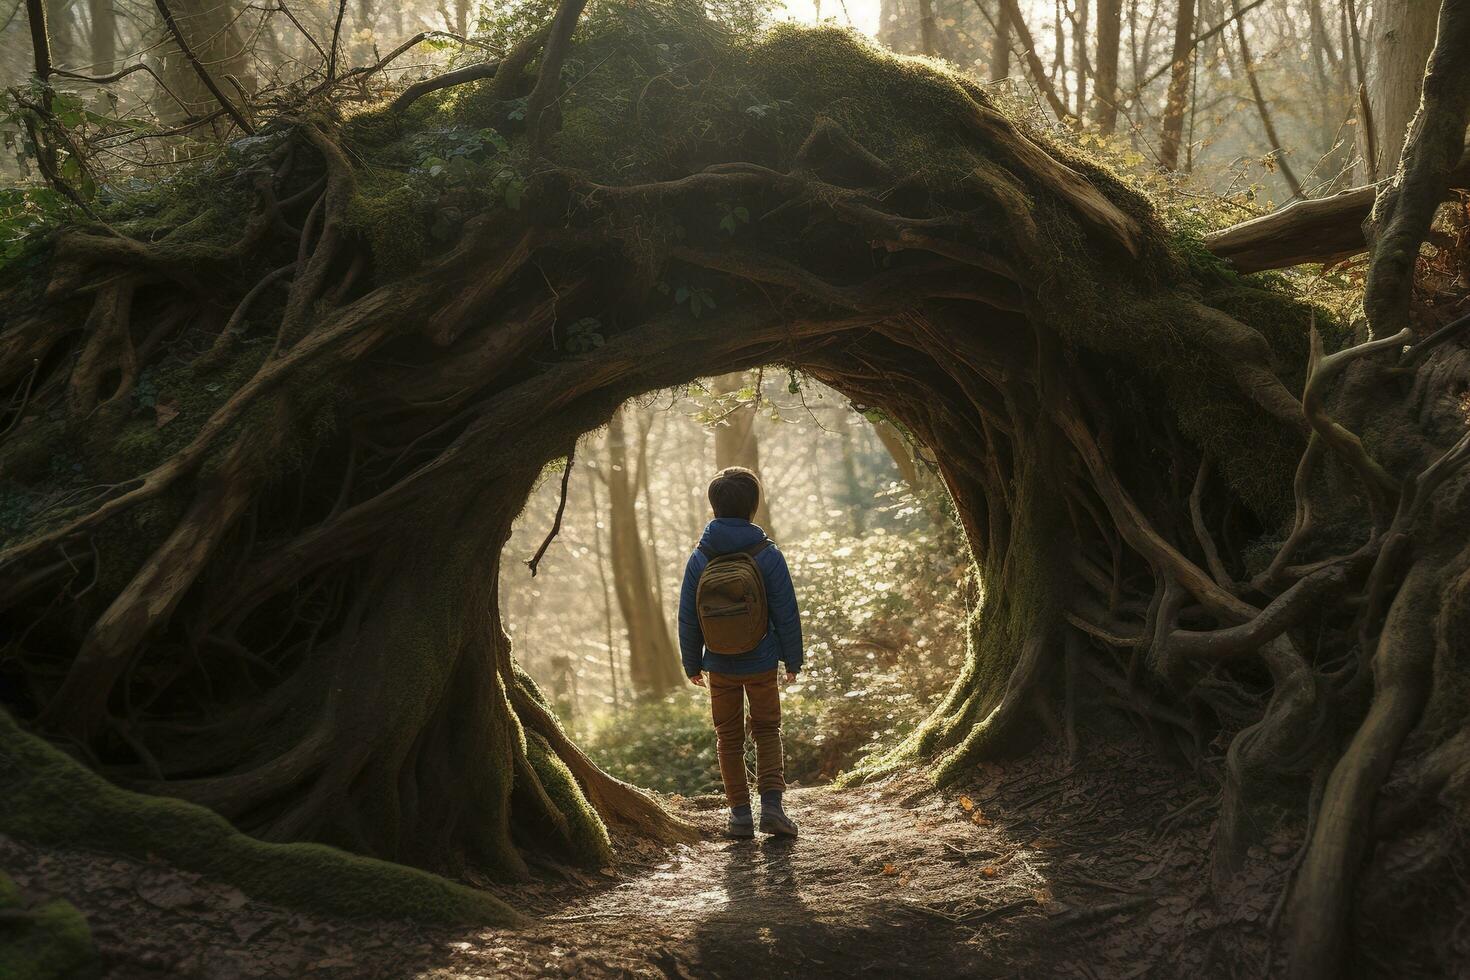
695, 538, 773, 654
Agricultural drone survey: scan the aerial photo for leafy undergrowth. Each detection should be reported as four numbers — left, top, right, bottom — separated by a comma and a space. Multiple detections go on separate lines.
580, 519, 966, 795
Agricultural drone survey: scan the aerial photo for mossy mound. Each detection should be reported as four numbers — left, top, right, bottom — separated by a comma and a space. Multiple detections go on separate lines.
0, 872, 98, 980
0, 711, 521, 927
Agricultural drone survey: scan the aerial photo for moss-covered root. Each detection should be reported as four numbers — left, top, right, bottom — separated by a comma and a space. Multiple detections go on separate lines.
0, 711, 523, 927
0, 872, 98, 980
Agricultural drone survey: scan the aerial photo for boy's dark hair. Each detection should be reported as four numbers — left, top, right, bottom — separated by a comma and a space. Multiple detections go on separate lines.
708, 466, 762, 520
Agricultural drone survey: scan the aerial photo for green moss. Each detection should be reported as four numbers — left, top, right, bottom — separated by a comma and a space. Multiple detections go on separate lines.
0, 872, 98, 980
346, 168, 434, 273
0, 710, 521, 926
525, 730, 613, 866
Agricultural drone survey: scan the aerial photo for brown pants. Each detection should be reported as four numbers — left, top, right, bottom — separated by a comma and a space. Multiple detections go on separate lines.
709, 669, 785, 808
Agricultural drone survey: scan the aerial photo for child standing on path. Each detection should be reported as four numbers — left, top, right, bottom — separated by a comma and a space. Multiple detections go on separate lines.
678, 466, 803, 838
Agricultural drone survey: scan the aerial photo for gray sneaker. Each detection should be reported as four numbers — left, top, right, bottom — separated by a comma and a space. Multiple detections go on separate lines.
760, 804, 799, 837
726, 812, 755, 839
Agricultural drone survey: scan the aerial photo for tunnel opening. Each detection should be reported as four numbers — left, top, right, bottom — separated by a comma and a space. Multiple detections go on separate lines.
500, 372, 967, 798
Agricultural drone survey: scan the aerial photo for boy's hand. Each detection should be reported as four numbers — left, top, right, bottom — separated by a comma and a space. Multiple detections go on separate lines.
783, 671, 797, 686
688, 672, 706, 687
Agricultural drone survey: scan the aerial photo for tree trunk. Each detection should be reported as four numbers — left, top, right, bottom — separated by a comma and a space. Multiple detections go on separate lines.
998, 0, 1074, 123
1158, 0, 1197, 171
42, 0, 76, 67
1362, 0, 1438, 179
87, 0, 115, 74
989, 0, 1011, 81
1073, 0, 1090, 120
1093, 0, 1122, 133
917, 0, 938, 56
838, 414, 866, 534
607, 406, 683, 699
587, 470, 622, 714
710, 372, 774, 535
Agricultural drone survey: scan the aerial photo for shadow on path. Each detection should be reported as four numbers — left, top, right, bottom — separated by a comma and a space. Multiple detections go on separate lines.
689, 829, 972, 978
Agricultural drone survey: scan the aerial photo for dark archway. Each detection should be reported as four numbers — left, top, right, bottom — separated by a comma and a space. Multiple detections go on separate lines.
3, 6, 1470, 977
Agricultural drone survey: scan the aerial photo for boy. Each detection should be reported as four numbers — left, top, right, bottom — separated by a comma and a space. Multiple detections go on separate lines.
679, 466, 803, 839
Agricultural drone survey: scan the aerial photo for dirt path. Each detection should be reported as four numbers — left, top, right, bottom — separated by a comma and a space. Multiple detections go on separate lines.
4, 738, 1312, 978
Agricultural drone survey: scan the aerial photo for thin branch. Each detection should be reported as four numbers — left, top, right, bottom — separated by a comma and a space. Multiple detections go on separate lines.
326, 0, 347, 80
150, 0, 255, 134
1229, 0, 1304, 198
527, 0, 589, 158
526, 448, 576, 577
389, 59, 500, 113
51, 63, 193, 116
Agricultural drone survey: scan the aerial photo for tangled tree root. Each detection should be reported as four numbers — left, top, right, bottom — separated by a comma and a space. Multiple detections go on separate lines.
2, 5, 1468, 967
0, 711, 521, 926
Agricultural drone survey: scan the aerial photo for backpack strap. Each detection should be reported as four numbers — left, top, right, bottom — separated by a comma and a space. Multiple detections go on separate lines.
741, 538, 773, 557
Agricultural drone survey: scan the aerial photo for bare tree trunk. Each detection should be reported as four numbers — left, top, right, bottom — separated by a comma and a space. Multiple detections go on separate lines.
987, 0, 1011, 80
25, 0, 53, 80
998, 0, 1075, 123
1158, 0, 1197, 171
1073, 0, 1090, 120
587, 470, 620, 715
710, 372, 774, 534
1229, 0, 1304, 198
607, 406, 682, 699
87, 0, 114, 74
1362, 0, 1438, 179
42, 0, 76, 67
1093, 0, 1122, 132
917, 0, 938, 56
838, 415, 866, 534
636, 409, 669, 630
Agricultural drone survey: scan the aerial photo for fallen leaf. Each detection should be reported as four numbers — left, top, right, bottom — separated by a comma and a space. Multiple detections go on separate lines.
958, 795, 975, 812
155, 401, 179, 428
881, 863, 899, 876
971, 811, 991, 826
981, 865, 1000, 878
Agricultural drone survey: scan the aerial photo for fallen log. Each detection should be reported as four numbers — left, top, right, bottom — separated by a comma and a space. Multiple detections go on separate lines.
1204, 150, 1470, 273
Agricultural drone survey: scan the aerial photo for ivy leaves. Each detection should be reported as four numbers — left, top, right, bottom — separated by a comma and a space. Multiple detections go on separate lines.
409, 125, 524, 216
657, 281, 717, 318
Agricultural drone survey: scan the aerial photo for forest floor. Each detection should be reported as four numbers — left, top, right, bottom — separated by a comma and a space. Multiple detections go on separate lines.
3, 735, 1306, 979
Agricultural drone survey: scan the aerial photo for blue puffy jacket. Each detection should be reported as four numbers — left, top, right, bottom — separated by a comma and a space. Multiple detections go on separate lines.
678, 518, 803, 677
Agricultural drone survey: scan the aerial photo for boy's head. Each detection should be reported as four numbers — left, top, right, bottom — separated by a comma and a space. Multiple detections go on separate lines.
708, 466, 762, 521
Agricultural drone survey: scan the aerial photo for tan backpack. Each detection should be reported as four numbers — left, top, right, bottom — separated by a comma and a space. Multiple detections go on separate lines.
695, 539, 772, 653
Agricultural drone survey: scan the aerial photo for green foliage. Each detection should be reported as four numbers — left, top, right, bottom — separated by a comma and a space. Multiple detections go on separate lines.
0, 871, 98, 980
343, 115, 522, 275
581, 522, 963, 794
0, 187, 69, 275
0, 709, 520, 926
561, 316, 605, 353
581, 696, 721, 796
